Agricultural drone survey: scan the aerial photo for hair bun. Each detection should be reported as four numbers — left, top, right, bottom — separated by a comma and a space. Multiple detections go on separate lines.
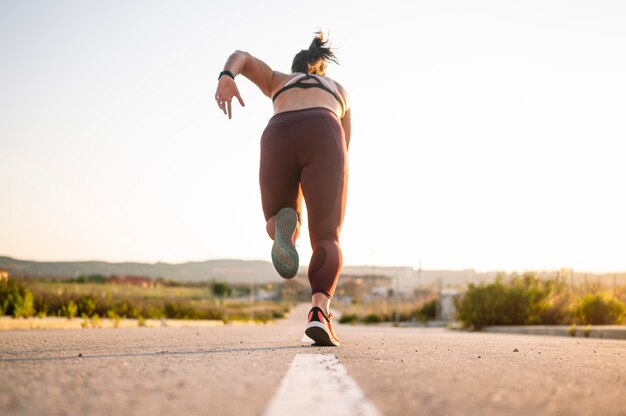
307, 36, 321, 61
306, 32, 337, 64
291, 31, 338, 75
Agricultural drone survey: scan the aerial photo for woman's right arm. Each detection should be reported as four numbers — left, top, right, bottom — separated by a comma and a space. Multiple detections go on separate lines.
341, 109, 351, 150
335, 81, 351, 150
215, 50, 287, 118
223, 50, 277, 96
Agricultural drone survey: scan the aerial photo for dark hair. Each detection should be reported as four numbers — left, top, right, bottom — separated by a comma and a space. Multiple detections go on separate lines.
291, 32, 338, 76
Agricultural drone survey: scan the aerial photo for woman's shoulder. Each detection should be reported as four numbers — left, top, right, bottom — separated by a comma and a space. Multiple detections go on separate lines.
270, 71, 294, 94
325, 77, 347, 93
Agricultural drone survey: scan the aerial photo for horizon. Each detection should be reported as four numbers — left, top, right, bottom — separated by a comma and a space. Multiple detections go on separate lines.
1, 1, 625, 274
2, 253, 625, 275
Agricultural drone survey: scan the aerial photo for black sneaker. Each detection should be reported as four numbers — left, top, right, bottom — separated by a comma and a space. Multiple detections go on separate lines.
305, 306, 340, 347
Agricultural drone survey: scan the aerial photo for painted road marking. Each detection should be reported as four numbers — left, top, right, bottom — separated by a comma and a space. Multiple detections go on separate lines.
263, 353, 383, 416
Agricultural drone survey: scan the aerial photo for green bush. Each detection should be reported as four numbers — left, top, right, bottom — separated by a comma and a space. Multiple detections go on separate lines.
0, 279, 35, 318
74, 275, 107, 284
573, 293, 625, 325
63, 300, 78, 319
363, 313, 383, 324
118, 301, 139, 318
415, 299, 437, 322
338, 313, 358, 324
80, 296, 97, 316
164, 301, 200, 319
534, 281, 571, 325
13, 290, 35, 318
211, 282, 232, 300
271, 310, 285, 319
456, 274, 566, 329
107, 310, 121, 328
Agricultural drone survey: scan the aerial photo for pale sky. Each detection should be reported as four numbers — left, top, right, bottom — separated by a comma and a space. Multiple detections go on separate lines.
1, 0, 625, 273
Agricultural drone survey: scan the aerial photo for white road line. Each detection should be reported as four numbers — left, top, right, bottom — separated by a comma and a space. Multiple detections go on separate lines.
262, 353, 383, 416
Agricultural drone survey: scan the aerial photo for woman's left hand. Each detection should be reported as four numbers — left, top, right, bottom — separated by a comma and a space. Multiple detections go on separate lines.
215, 76, 245, 119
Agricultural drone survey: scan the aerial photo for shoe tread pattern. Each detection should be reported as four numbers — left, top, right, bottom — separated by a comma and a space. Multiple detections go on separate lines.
271, 208, 299, 279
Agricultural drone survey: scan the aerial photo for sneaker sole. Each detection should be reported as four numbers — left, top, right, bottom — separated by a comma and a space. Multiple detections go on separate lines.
271, 208, 299, 279
305, 322, 340, 347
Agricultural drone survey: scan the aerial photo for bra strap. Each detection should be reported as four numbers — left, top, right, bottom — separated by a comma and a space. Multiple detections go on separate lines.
272, 75, 346, 116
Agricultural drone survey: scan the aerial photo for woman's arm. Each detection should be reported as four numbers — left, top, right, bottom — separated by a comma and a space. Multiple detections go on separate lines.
334, 81, 351, 150
215, 50, 284, 119
341, 109, 351, 150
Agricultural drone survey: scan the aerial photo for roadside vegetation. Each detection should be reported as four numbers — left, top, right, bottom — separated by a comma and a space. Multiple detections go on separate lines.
3, 271, 625, 330
335, 272, 626, 329
337, 298, 438, 325
0, 276, 291, 324
456, 273, 626, 329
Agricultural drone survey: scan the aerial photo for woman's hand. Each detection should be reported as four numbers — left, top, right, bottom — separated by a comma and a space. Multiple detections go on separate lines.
215, 76, 245, 119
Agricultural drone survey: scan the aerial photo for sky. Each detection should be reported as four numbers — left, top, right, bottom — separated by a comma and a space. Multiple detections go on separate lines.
1, 0, 625, 273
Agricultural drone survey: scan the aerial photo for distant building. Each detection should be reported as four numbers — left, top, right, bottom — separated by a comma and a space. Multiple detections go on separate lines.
335, 274, 392, 302
335, 278, 367, 300
279, 276, 310, 302
0, 270, 8, 282
255, 289, 278, 301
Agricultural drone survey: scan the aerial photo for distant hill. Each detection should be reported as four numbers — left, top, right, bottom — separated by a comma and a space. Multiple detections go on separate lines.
0, 256, 279, 284
1, 256, 624, 287
1, 256, 486, 285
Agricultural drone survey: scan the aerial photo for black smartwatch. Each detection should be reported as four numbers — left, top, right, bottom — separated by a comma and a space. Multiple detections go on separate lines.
218, 70, 235, 80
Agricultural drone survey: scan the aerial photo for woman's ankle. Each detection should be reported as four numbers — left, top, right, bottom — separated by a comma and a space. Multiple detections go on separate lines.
311, 293, 331, 315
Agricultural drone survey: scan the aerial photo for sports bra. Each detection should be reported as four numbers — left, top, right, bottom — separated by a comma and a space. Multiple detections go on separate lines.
272, 74, 346, 117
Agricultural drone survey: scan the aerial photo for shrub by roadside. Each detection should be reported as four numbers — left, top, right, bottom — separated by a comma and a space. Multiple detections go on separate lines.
456, 273, 626, 329
0, 278, 35, 318
1, 278, 290, 324
337, 300, 437, 325
456, 274, 560, 329
415, 299, 437, 322
573, 293, 625, 325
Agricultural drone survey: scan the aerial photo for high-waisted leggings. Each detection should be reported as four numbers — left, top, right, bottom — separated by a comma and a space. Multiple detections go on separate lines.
260, 107, 348, 298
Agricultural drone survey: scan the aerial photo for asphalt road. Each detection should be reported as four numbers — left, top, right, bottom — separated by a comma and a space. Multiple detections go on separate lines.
1, 304, 625, 416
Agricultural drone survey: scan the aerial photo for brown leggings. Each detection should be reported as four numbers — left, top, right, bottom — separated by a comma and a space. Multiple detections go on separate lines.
260, 107, 348, 298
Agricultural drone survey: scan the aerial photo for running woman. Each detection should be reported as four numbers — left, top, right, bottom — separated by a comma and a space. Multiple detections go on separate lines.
214, 32, 351, 346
